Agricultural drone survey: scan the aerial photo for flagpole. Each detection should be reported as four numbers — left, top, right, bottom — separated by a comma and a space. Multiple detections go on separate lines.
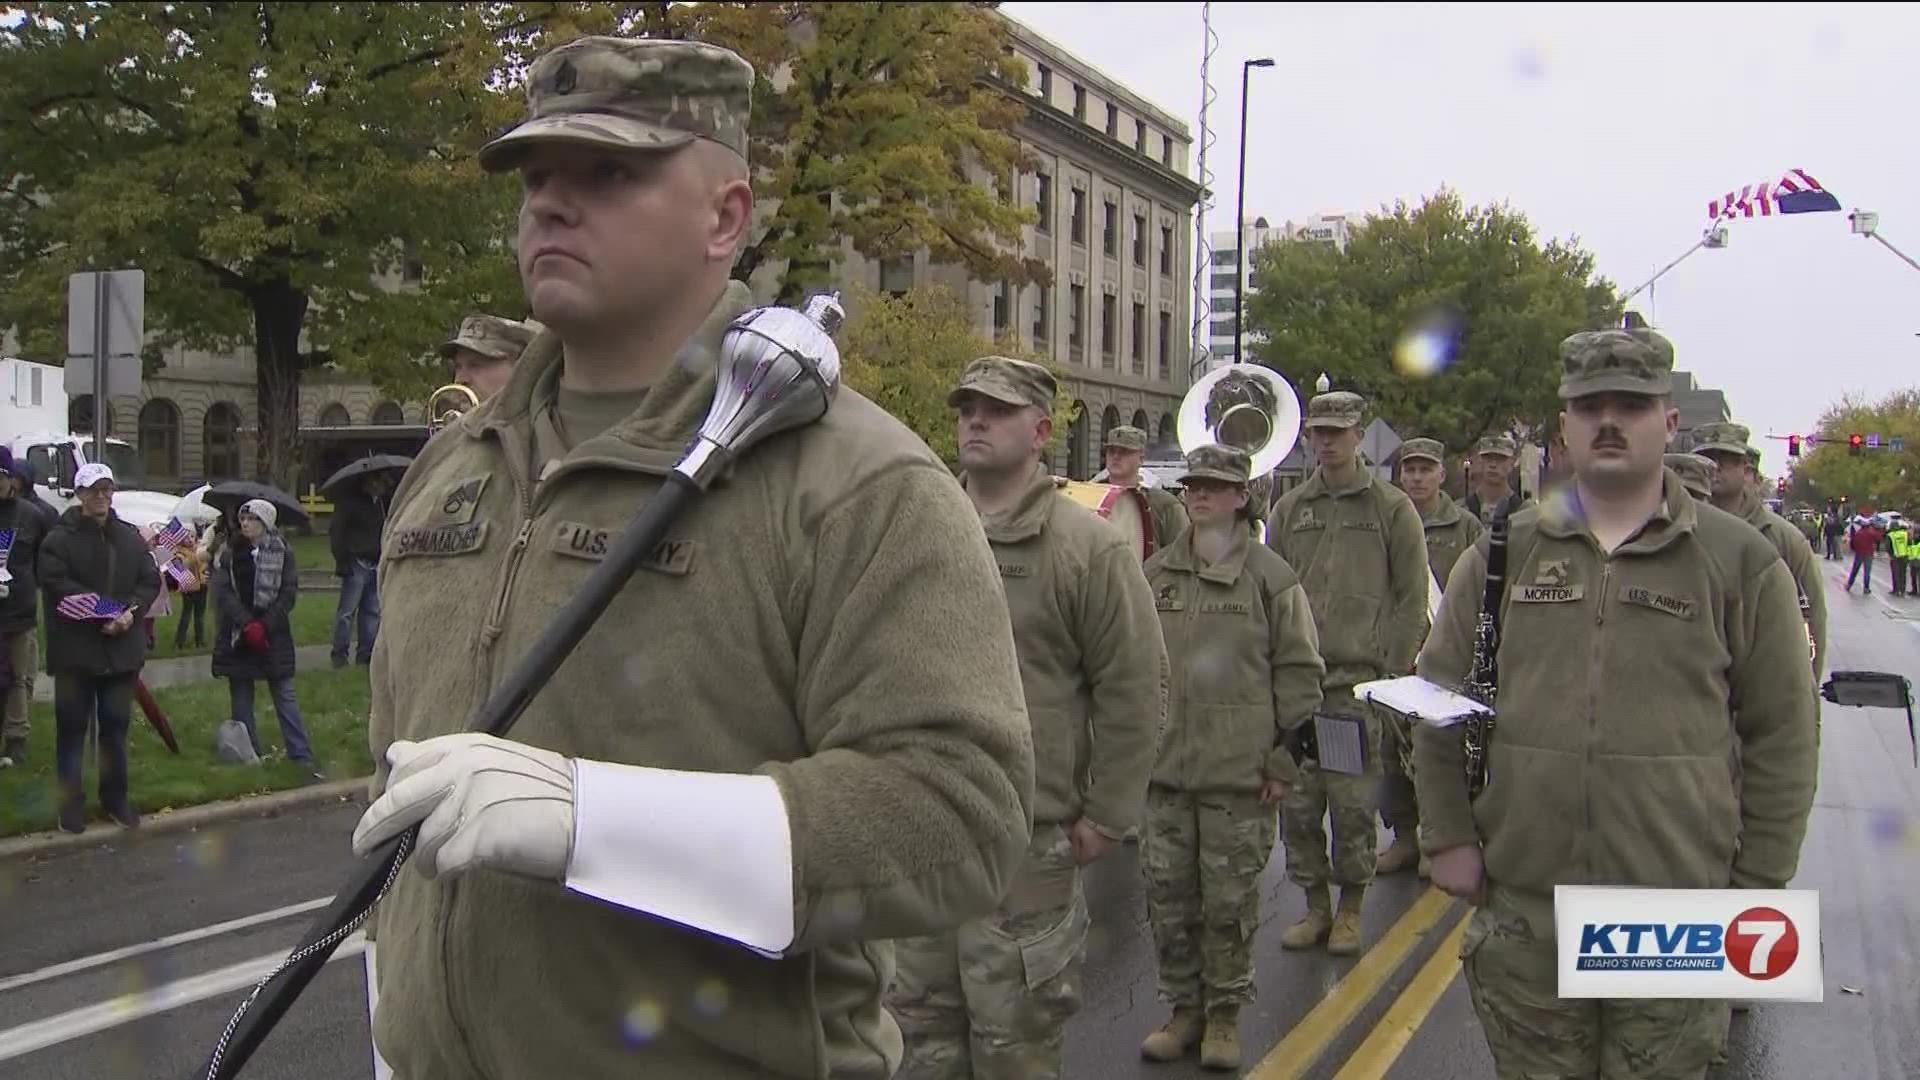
1620, 226, 1724, 306
1868, 231, 1920, 275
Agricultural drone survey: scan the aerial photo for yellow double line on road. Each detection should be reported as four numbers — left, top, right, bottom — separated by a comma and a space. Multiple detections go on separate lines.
1248, 887, 1469, 1080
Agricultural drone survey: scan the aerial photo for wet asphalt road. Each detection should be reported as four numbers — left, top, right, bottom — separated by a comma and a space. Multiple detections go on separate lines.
2, 557, 1916, 1079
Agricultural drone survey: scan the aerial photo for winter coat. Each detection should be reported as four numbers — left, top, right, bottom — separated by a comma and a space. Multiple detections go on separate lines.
1, 494, 54, 634
1418, 491, 1485, 591
364, 280, 1034, 1080
210, 534, 300, 681
329, 486, 388, 572
1415, 470, 1817, 899
37, 507, 160, 677
1145, 524, 1324, 792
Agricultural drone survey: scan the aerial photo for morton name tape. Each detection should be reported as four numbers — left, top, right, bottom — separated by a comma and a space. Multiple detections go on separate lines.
1554, 886, 1822, 1002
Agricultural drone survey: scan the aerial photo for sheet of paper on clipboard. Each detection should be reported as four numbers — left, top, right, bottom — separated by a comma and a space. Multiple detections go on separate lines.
1353, 676, 1492, 729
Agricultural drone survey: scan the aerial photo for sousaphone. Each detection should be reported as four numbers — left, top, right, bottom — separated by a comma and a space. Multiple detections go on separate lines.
1175, 363, 1303, 545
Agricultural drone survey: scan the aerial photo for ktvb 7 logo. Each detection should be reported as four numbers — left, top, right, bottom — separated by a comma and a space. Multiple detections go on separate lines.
1576, 906, 1801, 980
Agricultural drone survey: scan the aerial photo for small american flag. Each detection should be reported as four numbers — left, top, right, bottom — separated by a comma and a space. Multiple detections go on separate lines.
0, 528, 14, 553
56, 592, 130, 621
150, 517, 195, 551
162, 556, 198, 590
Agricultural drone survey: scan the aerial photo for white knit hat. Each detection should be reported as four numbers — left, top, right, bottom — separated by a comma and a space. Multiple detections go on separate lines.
240, 498, 278, 529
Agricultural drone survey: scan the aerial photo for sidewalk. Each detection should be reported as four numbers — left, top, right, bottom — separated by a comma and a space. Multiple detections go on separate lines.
29, 644, 336, 702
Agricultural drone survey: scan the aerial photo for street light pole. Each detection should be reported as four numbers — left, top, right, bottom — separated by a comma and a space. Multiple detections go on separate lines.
1234, 57, 1273, 367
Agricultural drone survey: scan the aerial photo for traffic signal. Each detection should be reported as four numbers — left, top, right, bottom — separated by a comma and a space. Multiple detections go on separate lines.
1850, 433, 1865, 456
1776, 477, 1787, 496
1787, 434, 1801, 458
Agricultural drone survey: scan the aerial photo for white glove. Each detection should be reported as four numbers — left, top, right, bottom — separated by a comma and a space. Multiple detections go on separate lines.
352, 733, 576, 882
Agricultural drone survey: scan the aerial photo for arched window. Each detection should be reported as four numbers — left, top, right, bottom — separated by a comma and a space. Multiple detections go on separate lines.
204, 402, 243, 480
1131, 408, 1150, 432
1067, 400, 1090, 481
1100, 404, 1121, 448
1158, 412, 1176, 446
371, 402, 405, 425
138, 398, 181, 479
69, 394, 103, 434
318, 402, 352, 426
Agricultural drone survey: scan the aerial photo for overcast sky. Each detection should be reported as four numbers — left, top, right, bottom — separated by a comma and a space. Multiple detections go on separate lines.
1001, 1, 1916, 477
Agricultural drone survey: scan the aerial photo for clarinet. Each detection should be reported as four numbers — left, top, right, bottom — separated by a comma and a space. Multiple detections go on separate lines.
1461, 503, 1511, 800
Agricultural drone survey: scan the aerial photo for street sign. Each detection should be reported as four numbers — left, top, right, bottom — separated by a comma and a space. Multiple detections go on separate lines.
64, 269, 145, 437
1806, 434, 1820, 446
1867, 433, 1882, 449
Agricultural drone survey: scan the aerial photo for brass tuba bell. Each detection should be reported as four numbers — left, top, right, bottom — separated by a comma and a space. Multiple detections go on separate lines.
1176, 363, 1303, 479
427, 383, 481, 434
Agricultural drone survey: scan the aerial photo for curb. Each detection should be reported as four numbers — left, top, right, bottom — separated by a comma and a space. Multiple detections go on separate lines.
0, 775, 373, 863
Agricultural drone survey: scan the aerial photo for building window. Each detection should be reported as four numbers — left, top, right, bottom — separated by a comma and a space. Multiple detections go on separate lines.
318, 402, 352, 426
1158, 413, 1176, 443
1162, 134, 1173, 167
203, 401, 242, 479
1070, 189, 1086, 245
1101, 405, 1121, 449
137, 398, 180, 479
1211, 272, 1237, 292
880, 255, 913, 298
1068, 401, 1090, 480
1135, 120, 1147, 154
993, 281, 1011, 336
1069, 284, 1085, 355
1033, 285, 1050, 346
1105, 102, 1117, 138
1132, 213, 1147, 267
1037, 64, 1052, 99
1035, 174, 1052, 234
1211, 249, 1236, 267
372, 402, 406, 425
1160, 225, 1173, 275
1073, 84, 1085, 120
1102, 201, 1117, 257
1131, 302, 1145, 371
69, 394, 104, 435
1101, 294, 1117, 366
1158, 311, 1172, 380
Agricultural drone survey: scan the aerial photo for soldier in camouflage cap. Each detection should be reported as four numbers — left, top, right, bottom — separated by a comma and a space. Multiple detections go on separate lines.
897, 356, 1167, 1080
1382, 437, 1481, 881
1413, 325, 1816, 1079
1139, 444, 1323, 1068
1664, 452, 1718, 500
1690, 420, 1828, 685
439, 313, 542, 401
1267, 387, 1429, 956
1102, 425, 1189, 559
361, 30, 1038, 1080
1464, 432, 1530, 525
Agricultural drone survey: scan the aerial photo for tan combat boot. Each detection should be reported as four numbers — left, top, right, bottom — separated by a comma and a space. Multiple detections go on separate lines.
1327, 885, 1366, 956
1200, 1007, 1241, 1071
1376, 833, 1419, 874
1280, 884, 1333, 950
1140, 1007, 1204, 1062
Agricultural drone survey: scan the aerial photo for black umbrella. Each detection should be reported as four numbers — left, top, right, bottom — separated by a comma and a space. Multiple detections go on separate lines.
320, 454, 413, 495
203, 481, 311, 529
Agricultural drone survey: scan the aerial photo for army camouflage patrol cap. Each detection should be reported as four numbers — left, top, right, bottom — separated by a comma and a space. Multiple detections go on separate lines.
1303, 390, 1366, 431
1179, 444, 1252, 486
1399, 437, 1445, 464
1690, 421, 1755, 460
1558, 327, 1675, 399
1474, 433, 1518, 458
1104, 425, 1148, 451
479, 36, 754, 172
1664, 452, 1718, 499
948, 355, 1057, 413
439, 314, 540, 363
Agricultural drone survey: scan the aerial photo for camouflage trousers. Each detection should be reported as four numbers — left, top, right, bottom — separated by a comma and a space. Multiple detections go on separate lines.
1378, 709, 1420, 835
1463, 885, 1729, 1079
1282, 695, 1382, 888
1142, 787, 1277, 1011
887, 823, 1089, 1080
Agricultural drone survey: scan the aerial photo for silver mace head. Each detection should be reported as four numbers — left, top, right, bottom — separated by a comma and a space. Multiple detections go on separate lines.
678, 291, 846, 487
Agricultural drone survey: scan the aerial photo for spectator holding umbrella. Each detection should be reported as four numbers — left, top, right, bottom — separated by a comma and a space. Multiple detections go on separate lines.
37, 463, 160, 832
211, 498, 321, 781
326, 462, 403, 669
